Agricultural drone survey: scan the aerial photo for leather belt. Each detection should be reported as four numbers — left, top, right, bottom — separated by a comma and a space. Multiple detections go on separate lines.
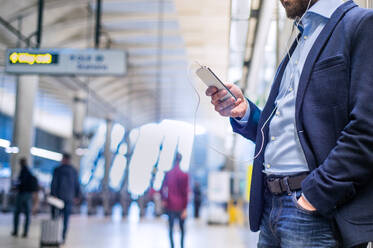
265, 173, 308, 195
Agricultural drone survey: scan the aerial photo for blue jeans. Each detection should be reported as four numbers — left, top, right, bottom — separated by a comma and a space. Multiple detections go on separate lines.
52, 202, 72, 241
13, 192, 32, 236
258, 189, 340, 248
167, 211, 185, 248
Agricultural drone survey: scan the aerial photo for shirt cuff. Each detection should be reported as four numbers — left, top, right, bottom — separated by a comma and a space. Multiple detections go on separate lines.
232, 100, 251, 126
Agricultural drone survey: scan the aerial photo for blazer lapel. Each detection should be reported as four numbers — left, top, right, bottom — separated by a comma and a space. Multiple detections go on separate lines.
250, 35, 300, 230
295, 0, 357, 128
259, 34, 300, 127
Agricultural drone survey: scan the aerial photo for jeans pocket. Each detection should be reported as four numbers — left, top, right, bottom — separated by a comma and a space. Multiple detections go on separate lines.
291, 192, 318, 216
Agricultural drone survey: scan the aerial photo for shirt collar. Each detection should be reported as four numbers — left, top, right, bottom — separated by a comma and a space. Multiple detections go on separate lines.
307, 0, 344, 19
294, 0, 344, 33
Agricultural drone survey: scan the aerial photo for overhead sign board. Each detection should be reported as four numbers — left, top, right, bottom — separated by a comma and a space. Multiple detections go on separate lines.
5, 48, 126, 76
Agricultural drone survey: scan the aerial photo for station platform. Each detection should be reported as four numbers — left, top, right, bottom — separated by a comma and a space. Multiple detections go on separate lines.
0, 205, 259, 248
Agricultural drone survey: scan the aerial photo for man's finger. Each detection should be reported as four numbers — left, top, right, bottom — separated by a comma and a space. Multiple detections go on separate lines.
211, 90, 228, 103
234, 98, 243, 106
206, 86, 218, 96
215, 97, 236, 111
225, 82, 234, 89
219, 107, 234, 116
218, 103, 236, 116
231, 104, 245, 118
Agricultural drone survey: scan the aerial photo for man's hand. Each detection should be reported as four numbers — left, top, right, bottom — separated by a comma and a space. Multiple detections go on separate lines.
181, 209, 187, 220
297, 195, 316, 211
205, 83, 248, 118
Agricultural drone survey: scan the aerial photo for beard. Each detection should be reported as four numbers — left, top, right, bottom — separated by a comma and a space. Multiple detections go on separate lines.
280, 0, 317, 19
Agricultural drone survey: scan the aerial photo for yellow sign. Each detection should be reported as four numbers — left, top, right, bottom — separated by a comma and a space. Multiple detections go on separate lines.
9, 52, 52, 65
245, 165, 253, 202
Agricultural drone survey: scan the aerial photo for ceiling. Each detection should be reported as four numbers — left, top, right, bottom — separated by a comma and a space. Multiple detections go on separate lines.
0, 0, 232, 137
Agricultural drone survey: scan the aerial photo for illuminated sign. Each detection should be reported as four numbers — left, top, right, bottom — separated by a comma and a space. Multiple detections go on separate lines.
9, 52, 58, 65
5, 49, 126, 76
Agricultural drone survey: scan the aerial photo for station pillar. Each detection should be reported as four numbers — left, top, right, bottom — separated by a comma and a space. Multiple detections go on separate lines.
10, 75, 38, 180
120, 131, 132, 217
103, 118, 113, 216
71, 90, 87, 172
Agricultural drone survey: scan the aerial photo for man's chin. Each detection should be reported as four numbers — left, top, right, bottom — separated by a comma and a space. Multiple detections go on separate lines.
285, 10, 298, 19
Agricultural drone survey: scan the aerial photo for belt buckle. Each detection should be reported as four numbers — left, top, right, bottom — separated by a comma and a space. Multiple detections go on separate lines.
267, 178, 282, 195
283, 176, 292, 195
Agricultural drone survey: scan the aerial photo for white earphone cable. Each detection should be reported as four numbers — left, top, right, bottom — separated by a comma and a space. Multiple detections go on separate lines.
186, 0, 313, 165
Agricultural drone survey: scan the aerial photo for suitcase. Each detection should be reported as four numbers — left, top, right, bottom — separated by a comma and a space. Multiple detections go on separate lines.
40, 219, 63, 248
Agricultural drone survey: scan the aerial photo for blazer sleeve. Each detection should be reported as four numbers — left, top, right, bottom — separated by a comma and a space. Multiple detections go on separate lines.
302, 12, 373, 216
230, 99, 261, 142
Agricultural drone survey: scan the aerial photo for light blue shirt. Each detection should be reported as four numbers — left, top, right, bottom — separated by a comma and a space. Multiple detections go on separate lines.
235, 0, 344, 175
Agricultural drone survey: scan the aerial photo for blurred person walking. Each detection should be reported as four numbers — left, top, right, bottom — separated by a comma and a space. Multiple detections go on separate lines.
161, 152, 189, 248
50, 153, 80, 243
193, 182, 202, 219
11, 158, 38, 238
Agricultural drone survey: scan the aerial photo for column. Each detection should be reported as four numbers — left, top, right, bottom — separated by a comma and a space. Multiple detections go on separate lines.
120, 131, 131, 217
10, 75, 38, 180
71, 90, 87, 172
246, 0, 276, 100
102, 118, 113, 216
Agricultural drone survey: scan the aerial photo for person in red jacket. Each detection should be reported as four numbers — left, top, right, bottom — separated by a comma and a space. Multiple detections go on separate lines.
161, 152, 189, 248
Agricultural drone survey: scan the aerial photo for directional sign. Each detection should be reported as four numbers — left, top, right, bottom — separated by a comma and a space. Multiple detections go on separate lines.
5, 48, 126, 76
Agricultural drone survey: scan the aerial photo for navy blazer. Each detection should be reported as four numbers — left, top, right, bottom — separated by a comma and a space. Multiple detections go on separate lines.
231, 1, 373, 246
51, 164, 80, 203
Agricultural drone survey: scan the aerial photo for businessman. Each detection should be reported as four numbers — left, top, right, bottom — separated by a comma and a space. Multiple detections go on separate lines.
206, 0, 373, 247
51, 153, 80, 243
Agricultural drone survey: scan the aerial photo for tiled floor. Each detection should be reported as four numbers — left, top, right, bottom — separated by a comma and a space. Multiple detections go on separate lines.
0, 207, 259, 248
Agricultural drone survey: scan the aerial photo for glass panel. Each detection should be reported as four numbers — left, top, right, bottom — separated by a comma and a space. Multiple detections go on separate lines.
231, 0, 251, 19
230, 21, 249, 52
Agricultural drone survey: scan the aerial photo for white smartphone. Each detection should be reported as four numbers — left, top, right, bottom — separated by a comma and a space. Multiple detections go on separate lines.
195, 66, 237, 101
